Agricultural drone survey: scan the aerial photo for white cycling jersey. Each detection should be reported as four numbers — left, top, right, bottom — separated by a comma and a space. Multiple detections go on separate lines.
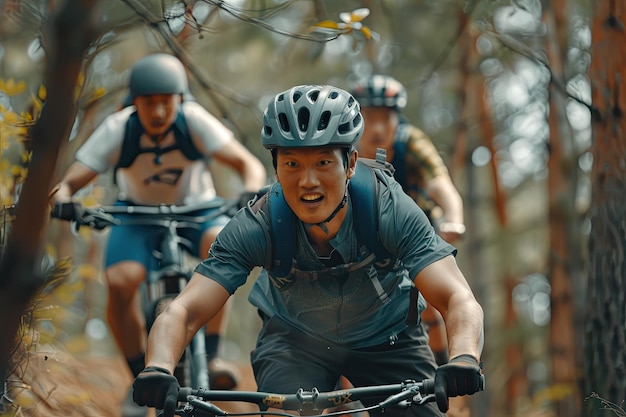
75, 101, 233, 205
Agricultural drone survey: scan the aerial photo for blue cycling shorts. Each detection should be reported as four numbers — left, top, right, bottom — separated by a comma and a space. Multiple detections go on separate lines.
104, 200, 231, 269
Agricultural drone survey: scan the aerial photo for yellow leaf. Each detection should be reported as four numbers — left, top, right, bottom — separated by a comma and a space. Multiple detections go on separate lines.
31, 95, 43, 112
360, 26, 373, 40
313, 20, 342, 29
11, 387, 38, 409
0, 78, 27, 96
38, 85, 47, 101
91, 86, 107, 101
77, 264, 99, 281
3, 111, 17, 124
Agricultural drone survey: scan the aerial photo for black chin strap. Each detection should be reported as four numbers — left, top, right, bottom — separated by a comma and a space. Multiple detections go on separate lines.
304, 180, 349, 234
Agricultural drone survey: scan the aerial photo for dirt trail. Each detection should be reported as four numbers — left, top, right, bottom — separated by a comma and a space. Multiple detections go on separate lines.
3, 348, 258, 417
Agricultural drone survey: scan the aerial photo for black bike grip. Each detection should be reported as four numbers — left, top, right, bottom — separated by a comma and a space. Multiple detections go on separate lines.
162, 384, 179, 417
434, 380, 449, 413
422, 378, 435, 395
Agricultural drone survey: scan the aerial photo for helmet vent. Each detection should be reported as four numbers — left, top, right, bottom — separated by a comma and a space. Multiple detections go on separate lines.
338, 122, 350, 134
348, 96, 355, 106
264, 125, 273, 136
277, 93, 285, 102
309, 90, 319, 102
318, 111, 331, 131
278, 113, 290, 132
329, 91, 339, 99
293, 91, 302, 103
298, 108, 310, 132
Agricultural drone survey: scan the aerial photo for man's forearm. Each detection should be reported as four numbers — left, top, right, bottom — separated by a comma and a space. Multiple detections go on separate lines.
145, 303, 196, 373
445, 294, 484, 361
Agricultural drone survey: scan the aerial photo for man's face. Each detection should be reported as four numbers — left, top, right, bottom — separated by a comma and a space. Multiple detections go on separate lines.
276, 147, 356, 225
133, 94, 181, 136
358, 107, 398, 159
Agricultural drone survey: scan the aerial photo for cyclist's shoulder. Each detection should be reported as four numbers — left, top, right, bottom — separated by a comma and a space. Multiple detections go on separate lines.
101, 105, 136, 128
399, 123, 434, 145
180, 100, 219, 123
180, 101, 234, 140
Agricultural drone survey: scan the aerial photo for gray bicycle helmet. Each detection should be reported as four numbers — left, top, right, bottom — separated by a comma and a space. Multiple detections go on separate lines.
129, 53, 188, 98
350, 74, 407, 110
261, 85, 363, 149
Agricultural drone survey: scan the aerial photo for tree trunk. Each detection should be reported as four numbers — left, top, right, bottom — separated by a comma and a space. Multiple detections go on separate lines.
544, 1, 584, 415
584, 1, 626, 415
0, 0, 99, 380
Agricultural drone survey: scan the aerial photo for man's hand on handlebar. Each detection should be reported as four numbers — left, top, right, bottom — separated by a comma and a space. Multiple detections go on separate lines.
51, 202, 83, 221
133, 366, 179, 415
434, 354, 484, 411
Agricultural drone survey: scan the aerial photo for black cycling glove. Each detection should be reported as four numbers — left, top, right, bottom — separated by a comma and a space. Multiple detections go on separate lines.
51, 202, 82, 221
434, 354, 483, 397
133, 366, 179, 415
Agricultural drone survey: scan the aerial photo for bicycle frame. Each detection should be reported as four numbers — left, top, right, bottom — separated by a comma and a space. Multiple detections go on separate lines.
52, 199, 239, 390
141, 218, 208, 390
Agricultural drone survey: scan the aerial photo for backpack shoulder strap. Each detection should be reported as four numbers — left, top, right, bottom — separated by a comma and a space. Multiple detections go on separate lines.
391, 123, 411, 190
116, 111, 143, 170
265, 182, 297, 277
114, 110, 203, 179
171, 110, 203, 161
264, 151, 396, 277
349, 154, 394, 263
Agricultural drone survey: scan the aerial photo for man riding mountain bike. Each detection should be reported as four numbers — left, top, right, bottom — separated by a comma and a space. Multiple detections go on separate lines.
132, 84, 484, 417
351, 74, 469, 416
49, 53, 267, 393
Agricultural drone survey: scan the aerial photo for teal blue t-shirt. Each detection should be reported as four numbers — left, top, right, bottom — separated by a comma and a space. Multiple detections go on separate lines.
194, 173, 455, 348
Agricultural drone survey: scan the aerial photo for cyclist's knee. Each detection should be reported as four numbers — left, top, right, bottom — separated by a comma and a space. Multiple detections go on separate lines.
106, 261, 146, 299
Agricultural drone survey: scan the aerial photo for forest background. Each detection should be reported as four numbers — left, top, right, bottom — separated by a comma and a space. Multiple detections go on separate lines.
0, 1, 624, 417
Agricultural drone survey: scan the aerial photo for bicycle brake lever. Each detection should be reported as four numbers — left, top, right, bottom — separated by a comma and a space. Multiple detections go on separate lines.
188, 397, 227, 416
415, 393, 436, 405
378, 388, 420, 409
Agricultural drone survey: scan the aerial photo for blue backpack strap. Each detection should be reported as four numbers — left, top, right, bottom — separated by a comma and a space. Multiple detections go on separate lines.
391, 123, 410, 191
114, 110, 203, 182
266, 182, 296, 278
116, 111, 143, 171
348, 158, 394, 263
170, 110, 203, 161
265, 157, 395, 277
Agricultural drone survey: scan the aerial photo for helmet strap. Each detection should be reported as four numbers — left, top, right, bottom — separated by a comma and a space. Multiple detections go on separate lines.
304, 179, 349, 234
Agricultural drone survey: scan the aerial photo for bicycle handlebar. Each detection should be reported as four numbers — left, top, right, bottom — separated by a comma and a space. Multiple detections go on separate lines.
170, 379, 439, 417
51, 199, 240, 231
169, 373, 485, 417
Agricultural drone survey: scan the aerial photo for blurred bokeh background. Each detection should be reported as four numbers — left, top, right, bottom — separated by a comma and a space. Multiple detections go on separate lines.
1, 1, 624, 417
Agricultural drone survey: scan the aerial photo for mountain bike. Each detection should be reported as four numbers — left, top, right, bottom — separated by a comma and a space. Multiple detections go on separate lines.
161, 376, 485, 417
51, 198, 240, 389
